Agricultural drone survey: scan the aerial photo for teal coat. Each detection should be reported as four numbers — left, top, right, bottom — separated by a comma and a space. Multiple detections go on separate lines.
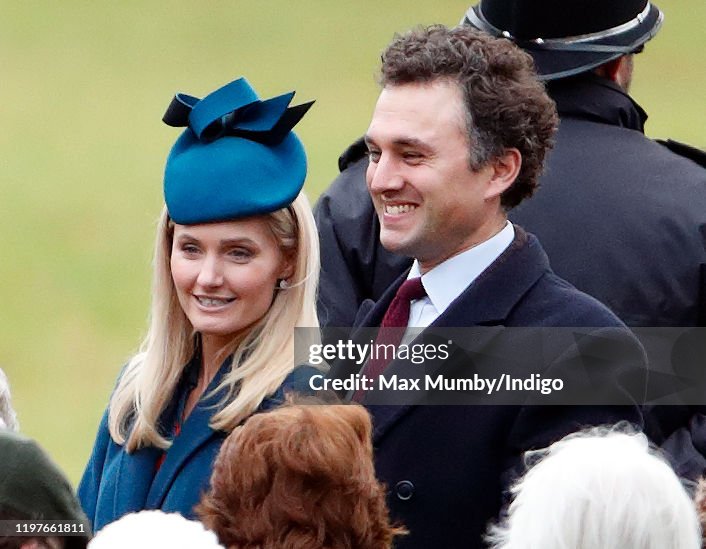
78, 361, 318, 532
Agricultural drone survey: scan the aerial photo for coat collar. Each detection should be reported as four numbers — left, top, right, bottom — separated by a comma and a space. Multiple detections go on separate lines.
547, 73, 647, 132
359, 227, 548, 329
434, 227, 547, 326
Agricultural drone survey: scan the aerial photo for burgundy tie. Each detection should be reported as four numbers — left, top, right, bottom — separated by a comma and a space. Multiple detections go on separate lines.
379, 277, 427, 330
353, 277, 426, 401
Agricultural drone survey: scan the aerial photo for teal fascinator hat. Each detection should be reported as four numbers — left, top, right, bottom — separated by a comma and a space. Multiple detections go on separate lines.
163, 77, 314, 225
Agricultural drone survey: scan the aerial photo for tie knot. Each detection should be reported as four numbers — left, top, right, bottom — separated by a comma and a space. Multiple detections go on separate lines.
397, 277, 426, 303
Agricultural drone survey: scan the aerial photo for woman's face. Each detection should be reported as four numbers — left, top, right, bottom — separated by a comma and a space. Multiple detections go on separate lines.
170, 217, 291, 346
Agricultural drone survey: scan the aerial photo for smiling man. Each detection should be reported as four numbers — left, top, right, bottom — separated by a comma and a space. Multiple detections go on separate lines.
361, 25, 561, 328
337, 26, 647, 549
365, 80, 521, 277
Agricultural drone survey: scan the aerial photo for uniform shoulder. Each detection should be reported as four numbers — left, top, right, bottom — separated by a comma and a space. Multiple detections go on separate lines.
314, 138, 371, 217
656, 139, 706, 169
337, 136, 368, 171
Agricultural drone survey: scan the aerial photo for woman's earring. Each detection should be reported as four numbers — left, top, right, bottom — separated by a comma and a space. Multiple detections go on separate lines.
278, 279, 290, 290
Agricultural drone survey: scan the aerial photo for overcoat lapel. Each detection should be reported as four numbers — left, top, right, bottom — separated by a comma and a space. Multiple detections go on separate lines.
113, 445, 162, 518
360, 228, 552, 442
144, 404, 220, 508
353, 299, 378, 327
144, 365, 229, 509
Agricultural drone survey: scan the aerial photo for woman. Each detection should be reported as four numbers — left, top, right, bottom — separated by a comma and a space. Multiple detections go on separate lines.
197, 402, 405, 548
79, 77, 320, 531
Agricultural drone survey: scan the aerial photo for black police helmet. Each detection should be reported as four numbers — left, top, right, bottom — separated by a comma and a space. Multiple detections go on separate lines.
463, 0, 663, 80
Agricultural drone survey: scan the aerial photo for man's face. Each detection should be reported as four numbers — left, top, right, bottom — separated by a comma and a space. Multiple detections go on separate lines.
365, 80, 499, 273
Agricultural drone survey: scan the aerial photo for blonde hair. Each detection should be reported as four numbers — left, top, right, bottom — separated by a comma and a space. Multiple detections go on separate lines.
108, 192, 319, 451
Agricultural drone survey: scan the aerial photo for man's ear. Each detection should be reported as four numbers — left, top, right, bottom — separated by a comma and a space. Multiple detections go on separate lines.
594, 55, 632, 89
484, 148, 522, 201
600, 58, 623, 82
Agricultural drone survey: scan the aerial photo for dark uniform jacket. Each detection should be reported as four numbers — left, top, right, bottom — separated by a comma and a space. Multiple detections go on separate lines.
315, 73, 706, 329
327, 227, 645, 549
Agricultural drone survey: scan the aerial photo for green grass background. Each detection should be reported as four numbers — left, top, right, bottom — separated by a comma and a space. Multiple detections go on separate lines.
1, 1, 704, 484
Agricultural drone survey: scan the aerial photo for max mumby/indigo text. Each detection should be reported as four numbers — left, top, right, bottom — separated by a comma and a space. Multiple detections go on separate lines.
310, 373, 564, 395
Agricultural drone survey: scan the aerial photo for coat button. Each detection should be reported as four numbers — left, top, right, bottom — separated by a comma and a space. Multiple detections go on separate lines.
395, 480, 414, 501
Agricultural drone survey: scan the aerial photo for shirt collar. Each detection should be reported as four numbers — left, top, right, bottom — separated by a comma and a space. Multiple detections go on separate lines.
409, 221, 515, 315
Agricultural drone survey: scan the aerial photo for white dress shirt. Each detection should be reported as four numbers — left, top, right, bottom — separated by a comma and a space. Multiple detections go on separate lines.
406, 221, 515, 330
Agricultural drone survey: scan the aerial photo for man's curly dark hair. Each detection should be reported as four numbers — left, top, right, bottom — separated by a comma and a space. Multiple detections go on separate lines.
197, 403, 405, 549
380, 25, 558, 209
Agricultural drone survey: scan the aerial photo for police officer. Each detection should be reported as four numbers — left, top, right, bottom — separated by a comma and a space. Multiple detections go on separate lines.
315, 0, 706, 330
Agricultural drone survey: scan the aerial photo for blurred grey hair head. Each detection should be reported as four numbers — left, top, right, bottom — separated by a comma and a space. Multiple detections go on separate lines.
486, 424, 701, 549
88, 510, 224, 549
692, 477, 706, 547
0, 367, 19, 431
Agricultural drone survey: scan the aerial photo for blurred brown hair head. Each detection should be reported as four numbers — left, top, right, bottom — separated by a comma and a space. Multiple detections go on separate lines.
380, 25, 558, 209
197, 403, 404, 549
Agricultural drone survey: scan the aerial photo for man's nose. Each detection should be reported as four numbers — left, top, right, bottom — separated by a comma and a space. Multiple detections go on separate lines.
367, 154, 405, 194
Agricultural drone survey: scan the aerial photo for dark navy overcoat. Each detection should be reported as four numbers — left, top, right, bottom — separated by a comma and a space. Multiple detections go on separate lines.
328, 228, 645, 549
